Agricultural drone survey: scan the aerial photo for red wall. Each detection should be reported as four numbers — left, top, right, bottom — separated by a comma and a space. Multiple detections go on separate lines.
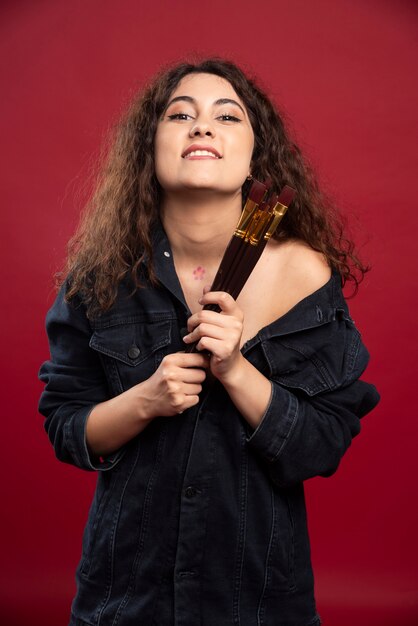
1, 1, 417, 624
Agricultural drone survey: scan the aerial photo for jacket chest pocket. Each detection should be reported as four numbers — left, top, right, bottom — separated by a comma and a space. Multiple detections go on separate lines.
263, 337, 333, 396
260, 318, 358, 396
90, 319, 173, 392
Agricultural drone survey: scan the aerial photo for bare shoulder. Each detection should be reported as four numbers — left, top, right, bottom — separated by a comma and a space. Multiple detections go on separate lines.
240, 238, 332, 336
266, 238, 331, 300
283, 239, 331, 282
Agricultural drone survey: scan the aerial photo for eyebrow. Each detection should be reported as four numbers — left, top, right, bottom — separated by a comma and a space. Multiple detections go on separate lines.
165, 96, 246, 116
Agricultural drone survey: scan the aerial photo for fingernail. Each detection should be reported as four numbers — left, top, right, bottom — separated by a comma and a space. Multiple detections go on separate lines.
183, 334, 190, 342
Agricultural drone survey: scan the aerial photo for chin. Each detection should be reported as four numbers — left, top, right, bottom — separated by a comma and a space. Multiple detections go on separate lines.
184, 175, 245, 193
170, 179, 222, 193
159, 176, 245, 196
185, 181, 219, 191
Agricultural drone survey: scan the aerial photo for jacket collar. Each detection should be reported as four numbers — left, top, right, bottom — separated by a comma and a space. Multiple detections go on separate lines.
147, 219, 190, 314
242, 270, 346, 353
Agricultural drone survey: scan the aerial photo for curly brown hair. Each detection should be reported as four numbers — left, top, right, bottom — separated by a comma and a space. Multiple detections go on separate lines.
62, 57, 368, 317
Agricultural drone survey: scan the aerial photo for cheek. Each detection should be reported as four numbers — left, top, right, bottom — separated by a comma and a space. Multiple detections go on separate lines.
230, 133, 254, 172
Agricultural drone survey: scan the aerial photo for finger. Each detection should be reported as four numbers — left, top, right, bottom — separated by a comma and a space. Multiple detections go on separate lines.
164, 352, 209, 369
202, 284, 212, 295
183, 322, 226, 344
183, 383, 203, 396
195, 336, 231, 357
183, 395, 200, 409
174, 394, 200, 414
187, 309, 241, 332
179, 367, 207, 383
199, 291, 243, 317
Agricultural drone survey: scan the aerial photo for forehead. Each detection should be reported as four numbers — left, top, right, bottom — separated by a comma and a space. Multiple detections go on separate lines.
169, 72, 244, 105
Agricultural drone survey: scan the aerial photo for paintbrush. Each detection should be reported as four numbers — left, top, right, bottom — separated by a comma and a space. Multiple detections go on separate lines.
210, 177, 268, 293
184, 184, 295, 353
229, 185, 295, 300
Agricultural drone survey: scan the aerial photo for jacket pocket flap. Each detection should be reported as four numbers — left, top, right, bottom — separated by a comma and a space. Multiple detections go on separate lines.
261, 314, 366, 396
89, 320, 172, 366
267, 346, 332, 396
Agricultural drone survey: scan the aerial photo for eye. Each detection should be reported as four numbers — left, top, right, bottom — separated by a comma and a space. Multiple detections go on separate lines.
217, 113, 242, 123
167, 113, 193, 121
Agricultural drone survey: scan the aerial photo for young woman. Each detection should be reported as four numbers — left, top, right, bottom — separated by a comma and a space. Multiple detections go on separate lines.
39, 59, 379, 626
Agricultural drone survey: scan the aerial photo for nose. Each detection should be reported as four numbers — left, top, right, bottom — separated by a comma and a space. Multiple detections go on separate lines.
189, 118, 215, 138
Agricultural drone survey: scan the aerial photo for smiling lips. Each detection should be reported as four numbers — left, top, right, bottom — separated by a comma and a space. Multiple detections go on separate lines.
182, 144, 222, 159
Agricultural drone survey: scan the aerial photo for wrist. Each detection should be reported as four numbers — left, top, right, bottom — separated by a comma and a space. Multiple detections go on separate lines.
216, 353, 248, 389
127, 381, 155, 425
217, 356, 273, 430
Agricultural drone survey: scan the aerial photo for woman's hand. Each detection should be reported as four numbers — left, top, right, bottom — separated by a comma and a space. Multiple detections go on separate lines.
137, 352, 209, 418
85, 352, 209, 459
183, 287, 245, 383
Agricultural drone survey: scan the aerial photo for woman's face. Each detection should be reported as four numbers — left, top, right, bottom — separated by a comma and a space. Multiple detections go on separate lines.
155, 72, 254, 196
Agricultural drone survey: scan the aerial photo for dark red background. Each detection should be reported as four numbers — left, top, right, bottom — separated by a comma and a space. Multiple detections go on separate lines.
1, 1, 417, 624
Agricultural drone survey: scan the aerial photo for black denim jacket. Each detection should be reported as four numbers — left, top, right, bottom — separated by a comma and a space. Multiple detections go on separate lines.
39, 225, 379, 626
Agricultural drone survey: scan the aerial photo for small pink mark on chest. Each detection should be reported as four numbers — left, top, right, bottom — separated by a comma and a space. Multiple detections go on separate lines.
193, 266, 206, 280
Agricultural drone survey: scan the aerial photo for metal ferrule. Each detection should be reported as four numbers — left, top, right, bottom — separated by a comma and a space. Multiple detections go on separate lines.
234, 199, 259, 238
246, 208, 274, 245
264, 202, 289, 239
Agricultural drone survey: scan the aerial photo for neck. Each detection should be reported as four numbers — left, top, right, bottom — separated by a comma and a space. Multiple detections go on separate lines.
160, 189, 242, 267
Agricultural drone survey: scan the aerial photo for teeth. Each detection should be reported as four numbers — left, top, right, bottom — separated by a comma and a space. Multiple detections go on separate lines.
185, 150, 219, 158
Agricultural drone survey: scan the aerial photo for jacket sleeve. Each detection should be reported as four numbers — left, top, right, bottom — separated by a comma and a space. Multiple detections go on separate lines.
246, 303, 380, 488
246, 377, 379, 488
38, 285, 125, 472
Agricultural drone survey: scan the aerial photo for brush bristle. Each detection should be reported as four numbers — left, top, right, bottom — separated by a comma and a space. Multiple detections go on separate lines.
277, 185, 296, 207
248, 179, 267, 205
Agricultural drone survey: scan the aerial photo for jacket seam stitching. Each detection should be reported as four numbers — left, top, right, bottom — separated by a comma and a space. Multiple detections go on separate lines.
232, 428, 248, 625
111, 426, 167, 625
271, 392, 299, 462
95, 445, 142, 625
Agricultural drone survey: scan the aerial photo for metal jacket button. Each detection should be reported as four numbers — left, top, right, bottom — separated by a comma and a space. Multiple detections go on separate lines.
128, 345, 141, 359
185, 486, 197, 498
